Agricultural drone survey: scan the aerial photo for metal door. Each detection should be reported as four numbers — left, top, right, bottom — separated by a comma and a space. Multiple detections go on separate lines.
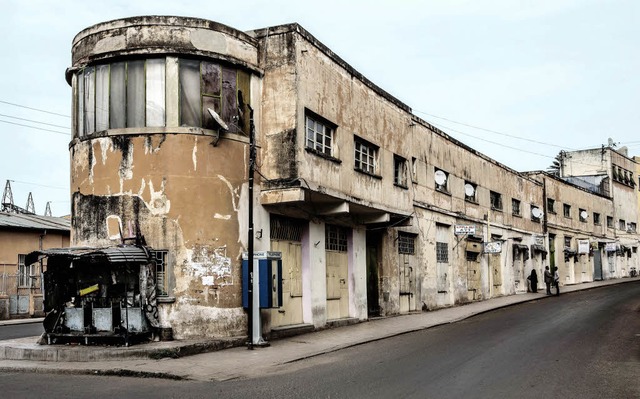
593, 250, 603, 280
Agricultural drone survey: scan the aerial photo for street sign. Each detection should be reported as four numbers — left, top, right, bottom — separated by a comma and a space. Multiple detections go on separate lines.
484, 241, 502, 254
455, 225, 476, 235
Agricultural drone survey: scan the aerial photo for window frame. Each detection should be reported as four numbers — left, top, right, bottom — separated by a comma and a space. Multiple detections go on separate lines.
579, 208, 587, 223
490, 191, 503, 211
593, 212, 601, 225
547, 198, 556, 214
607, 216, 614, 228
354, 136, 379, 176
512, 198, 521, 217
398, 232, 416, 255
305, 111, 336, 158
563, 203, 571, 218
151, 249, 170, 297
464, 181, 477, 203
393, 154, 408, 188
434, 168, 450, 193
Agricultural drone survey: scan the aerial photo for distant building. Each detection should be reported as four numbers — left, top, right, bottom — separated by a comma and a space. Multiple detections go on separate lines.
0, 212, 70, 319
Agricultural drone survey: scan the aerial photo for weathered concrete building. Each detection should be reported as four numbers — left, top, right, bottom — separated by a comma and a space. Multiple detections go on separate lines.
61, 16, 639, 341
526, 172, 618, 283
557, 147, 639, 278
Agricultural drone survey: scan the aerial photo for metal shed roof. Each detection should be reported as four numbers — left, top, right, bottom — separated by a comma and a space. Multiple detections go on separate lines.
26, 245, 150, 266
0, 212, 71, 232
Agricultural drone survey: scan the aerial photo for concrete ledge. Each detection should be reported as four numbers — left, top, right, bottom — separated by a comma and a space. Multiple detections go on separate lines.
0, 336, 246, 362
268, 323, 315, 340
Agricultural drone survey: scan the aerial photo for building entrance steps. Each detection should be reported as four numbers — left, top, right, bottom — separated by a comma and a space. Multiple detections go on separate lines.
0, 277, 637, 381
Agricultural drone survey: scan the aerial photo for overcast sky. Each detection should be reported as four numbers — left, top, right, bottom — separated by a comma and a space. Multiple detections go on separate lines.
1, 0, 638, 216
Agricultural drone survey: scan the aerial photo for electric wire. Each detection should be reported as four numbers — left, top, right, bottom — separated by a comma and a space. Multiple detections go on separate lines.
0, 100, 70, 118
0, 119, 70, 136
0, 113, 70, 130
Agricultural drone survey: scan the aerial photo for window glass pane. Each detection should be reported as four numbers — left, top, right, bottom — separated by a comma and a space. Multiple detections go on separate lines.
126, 60, 145, 127
202, 62, 221, 96
95, 64, 110, 131
83, 66, 95, 134
179, 59, 201, 127
221, 67, 237, 131
109, 62, 126, 129
146, 59, 166, 127
77, 71, 84, 137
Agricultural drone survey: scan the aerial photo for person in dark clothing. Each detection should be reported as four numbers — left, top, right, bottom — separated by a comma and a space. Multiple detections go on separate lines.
527, 269, 538, 293
544, 266, 552, 295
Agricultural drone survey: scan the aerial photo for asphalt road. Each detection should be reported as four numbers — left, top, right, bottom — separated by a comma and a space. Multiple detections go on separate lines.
2, 282, 640, 399
0, 322, 43, 341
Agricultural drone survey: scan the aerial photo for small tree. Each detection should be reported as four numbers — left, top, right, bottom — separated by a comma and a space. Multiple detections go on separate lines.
547, 151, 564, 176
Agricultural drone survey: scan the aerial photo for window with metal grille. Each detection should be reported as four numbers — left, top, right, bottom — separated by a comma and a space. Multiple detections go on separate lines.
151, 250, 169, 296
270, 215, 304, 242
436, 242, 449, 263
326, 225, 348, 252
398, 232, 415, 254
18, 254, 30, 288
354, 137, 378, 175
305, 113, 334, 156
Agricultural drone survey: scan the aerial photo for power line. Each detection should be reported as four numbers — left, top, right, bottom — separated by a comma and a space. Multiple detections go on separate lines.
0, 100, 70, 118
11, 180, 68, 190
0, 113, 70, 130
0, 119, 70, 136
415, 109, 577, 151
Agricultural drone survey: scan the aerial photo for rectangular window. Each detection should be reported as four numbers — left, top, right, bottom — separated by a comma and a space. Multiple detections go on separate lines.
95, 64, 110, 131
394, 155, 408, 187
126, 60, 145, 128
547, 198, 555, 214
179, 59, 202, 127
354, 137, 378, 175
464, 182, 477, 203
110, 62, 126, 129
619, 219, 626, 230
434, 168, 449, 193
326, 225, 348, 252
77, 69, 85, 137
531, 205, 542, 222
18, 254, 29, 288
151, 250, 169, 297
436, 242, 449, 263
146, 59, 166, 127
607, 216, 614, 228
563, 204, 571, 218
306, 113, 334, 157
490, 191, 503, 211
593, 212, 601, 225
512, 199, 521, 216
83, 66, 95, 134
411, 157, 418, 183
629, 222, 637, 232
398, 232, 416, 255
564, 236, 572, 248
579, 208, 587, 222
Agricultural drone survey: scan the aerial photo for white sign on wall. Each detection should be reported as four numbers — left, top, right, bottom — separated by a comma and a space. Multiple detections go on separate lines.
484, 241, 502, 254
577, 239, 590, 254
455, 225, 476, 235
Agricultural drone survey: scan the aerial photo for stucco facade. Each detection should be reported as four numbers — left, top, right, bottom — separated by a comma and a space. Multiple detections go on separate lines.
64, 17, 640, 340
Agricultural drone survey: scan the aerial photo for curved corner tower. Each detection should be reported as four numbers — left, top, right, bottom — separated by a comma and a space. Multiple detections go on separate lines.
68, 16, 261, 338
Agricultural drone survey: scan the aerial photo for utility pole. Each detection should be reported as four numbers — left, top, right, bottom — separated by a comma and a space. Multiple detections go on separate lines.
247, 104, 255, 349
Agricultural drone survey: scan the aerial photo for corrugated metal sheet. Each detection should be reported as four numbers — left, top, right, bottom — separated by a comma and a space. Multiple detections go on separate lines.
0, 212, 70, 232
26, 246, 150, 266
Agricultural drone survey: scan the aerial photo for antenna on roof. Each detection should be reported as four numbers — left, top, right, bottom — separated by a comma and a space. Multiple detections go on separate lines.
44, 202, 52, 217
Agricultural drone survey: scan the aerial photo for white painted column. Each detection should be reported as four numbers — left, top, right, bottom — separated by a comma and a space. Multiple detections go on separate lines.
349, 227, 367, 320
302, 220, 327, 328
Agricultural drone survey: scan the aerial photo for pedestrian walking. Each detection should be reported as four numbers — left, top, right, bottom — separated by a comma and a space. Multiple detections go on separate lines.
553, 267, 560, 296
544, 266, 552, 295
527, 269, 538, 293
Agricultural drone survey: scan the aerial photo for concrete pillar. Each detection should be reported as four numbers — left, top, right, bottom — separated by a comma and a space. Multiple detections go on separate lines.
349, 228, 367, 320
302, 220, 326, 327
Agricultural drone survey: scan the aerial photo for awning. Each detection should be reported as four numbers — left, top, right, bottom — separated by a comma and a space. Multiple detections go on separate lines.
531, 244, 547, 254
563, 248, 577, 256
26, 245, 150, 266
513, 244, 529, 252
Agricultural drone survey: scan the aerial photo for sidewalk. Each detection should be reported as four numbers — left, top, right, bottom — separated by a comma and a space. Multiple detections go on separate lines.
0, 278, 637, 381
